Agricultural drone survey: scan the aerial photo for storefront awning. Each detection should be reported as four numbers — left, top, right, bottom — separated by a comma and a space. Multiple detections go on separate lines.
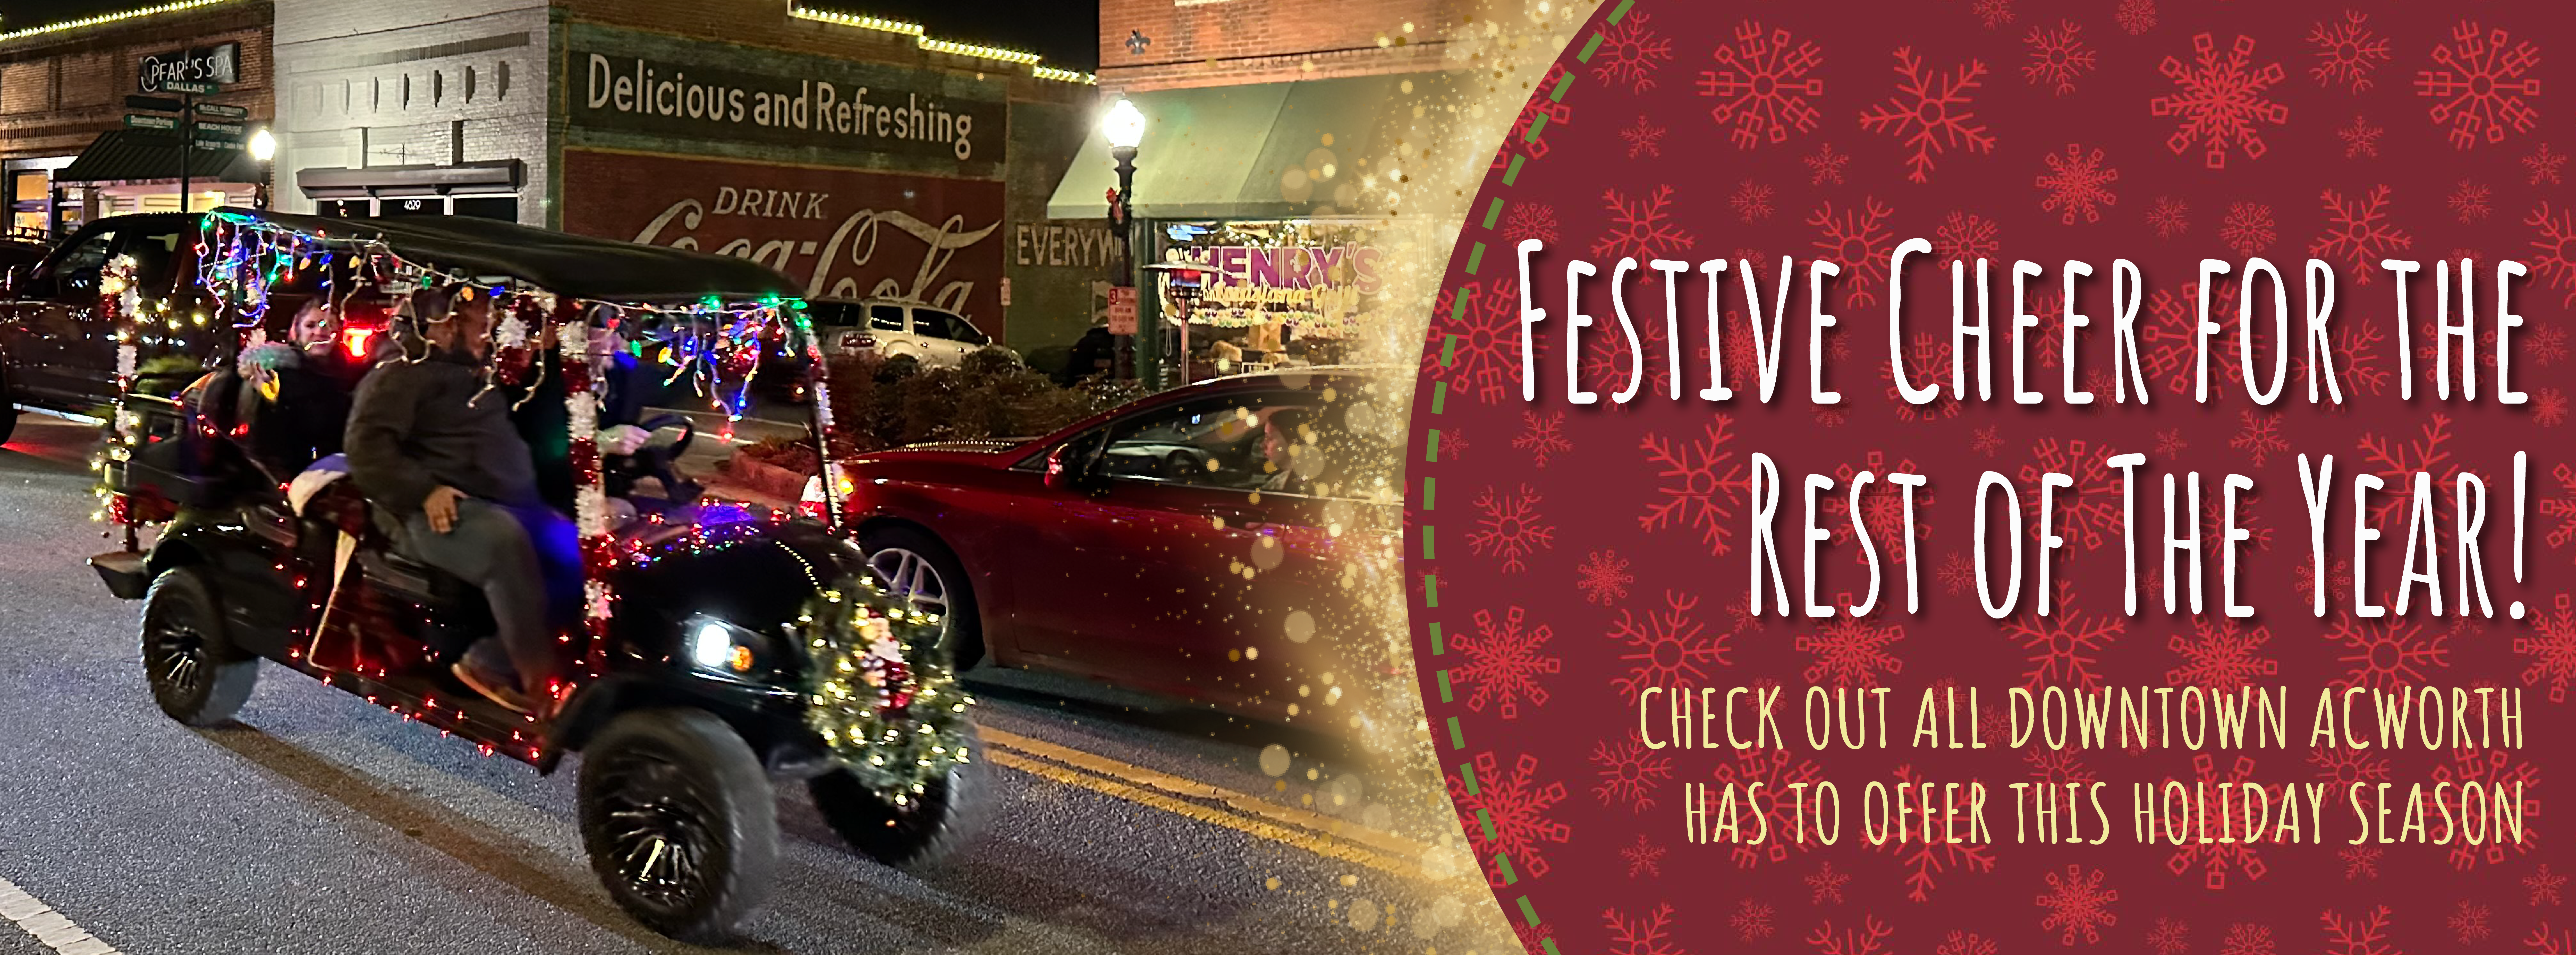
55, 130, 264, 184
1046, 72, 1450, 222
296, 160, 525, 199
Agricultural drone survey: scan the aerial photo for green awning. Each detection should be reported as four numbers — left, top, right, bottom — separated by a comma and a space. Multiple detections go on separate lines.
1046, 72, 1450, 222
57, 130, 264, 184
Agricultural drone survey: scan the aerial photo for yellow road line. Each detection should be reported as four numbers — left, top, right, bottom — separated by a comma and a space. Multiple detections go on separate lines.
980, 737, 1426, 880
981, 726, 1435, 860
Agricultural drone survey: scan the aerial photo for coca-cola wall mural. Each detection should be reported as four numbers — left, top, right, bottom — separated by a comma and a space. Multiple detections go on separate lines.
561, 149, 1006, 338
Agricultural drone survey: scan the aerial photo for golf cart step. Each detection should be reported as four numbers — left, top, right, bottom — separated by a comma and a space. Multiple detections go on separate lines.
89, 550, 148, 600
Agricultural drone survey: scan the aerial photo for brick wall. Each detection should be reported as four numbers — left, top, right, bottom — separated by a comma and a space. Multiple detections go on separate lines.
561, 0, 1096, 108
0, 3, 276, 161
1096, 0, 1455, 91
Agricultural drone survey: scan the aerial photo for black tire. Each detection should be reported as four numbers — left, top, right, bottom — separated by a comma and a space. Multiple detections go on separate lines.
0, 365, 18, 446
808, 722, 989, 869
859, 524, 986, 669
578, 709, 777, 943
140, 566, 258, 726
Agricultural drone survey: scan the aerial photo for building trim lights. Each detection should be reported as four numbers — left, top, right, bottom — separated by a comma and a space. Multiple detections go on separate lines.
784, 5, 925, 37
918, 37, 1042, 66
0, 0, 243, 43
791, 4, 1096, 83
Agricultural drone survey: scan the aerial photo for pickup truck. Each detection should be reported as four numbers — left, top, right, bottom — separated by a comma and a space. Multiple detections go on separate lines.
0, 213, 207, 444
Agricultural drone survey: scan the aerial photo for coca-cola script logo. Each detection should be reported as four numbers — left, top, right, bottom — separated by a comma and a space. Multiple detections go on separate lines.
563, 149, 1003, 326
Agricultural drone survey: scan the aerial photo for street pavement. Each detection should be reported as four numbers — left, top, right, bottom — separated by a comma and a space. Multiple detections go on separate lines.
0, 415, 1440, 955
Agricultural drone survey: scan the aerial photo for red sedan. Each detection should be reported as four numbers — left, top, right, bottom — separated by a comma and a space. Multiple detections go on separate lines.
824, 369, 1383, 721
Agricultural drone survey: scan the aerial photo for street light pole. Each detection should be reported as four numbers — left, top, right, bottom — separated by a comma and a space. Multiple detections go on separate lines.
1100, 98, 1146, 383
247, 128, 276, 211
1108, 145, 1136, 380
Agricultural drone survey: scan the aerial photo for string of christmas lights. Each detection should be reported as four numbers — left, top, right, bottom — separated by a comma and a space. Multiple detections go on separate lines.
88, 211, 975, 788
799, 577, 973, 802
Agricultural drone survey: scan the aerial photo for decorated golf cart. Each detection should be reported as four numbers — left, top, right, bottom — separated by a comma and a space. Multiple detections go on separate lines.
86, 209, 982, 942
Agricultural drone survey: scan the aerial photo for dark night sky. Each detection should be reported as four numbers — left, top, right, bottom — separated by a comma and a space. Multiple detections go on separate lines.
0, 1, 1099, 71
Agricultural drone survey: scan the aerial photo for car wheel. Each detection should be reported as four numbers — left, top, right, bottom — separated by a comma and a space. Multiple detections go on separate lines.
140, 566, 258, 726
808, 722, 990, 869
578, 708, 777, 944
860, 525, 985, 669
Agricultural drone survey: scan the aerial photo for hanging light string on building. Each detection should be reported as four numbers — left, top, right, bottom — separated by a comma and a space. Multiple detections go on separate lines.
787, 4, 1093, 82
0, 0, 244, 42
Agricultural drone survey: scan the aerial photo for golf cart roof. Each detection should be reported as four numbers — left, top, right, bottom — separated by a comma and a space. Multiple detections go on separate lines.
209, 208, 802, 304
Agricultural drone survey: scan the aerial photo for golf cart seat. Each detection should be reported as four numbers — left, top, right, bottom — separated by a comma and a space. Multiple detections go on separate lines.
327, 488, 493, 659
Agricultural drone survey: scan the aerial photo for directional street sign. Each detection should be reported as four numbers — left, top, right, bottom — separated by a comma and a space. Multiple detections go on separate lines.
192, 141, 240, 151
123, 114, 179, 131
192, 102, 248, 119
162, 79, 220, 95
193, 121, 246, 140
124, 94, 184, 113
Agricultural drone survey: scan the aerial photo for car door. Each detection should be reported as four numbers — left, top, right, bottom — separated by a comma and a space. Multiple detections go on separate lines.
866, 303, 920, 360
912, 307, 982, 363
1002, 387, 1313, 706
1, 222, 118, 407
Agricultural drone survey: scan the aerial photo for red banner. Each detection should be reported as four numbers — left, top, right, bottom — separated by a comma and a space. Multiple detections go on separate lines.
562, 149, 1004, 332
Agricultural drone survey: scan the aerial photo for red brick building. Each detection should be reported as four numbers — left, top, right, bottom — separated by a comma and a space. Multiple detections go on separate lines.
1095, 0, 1447, 91
0, 1, 277, 235
1048, 0, 1461, 382
0, 0, 1112, 347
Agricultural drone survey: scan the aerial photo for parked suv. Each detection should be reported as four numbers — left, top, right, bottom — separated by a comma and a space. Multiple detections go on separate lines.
0, 213, 206, 443
808, 298, 1003, 368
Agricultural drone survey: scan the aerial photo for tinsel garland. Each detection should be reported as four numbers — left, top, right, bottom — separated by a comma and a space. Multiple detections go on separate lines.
103, 255, 139, 388
560, 304, 616, 681
798, 577, 973, 803
93, 255, 145, 527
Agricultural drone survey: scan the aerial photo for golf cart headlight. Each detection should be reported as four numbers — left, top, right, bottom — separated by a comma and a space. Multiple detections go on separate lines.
685, 616, 759, 673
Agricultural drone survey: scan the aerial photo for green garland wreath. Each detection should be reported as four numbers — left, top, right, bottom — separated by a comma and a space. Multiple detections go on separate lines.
798, 576, 974, 804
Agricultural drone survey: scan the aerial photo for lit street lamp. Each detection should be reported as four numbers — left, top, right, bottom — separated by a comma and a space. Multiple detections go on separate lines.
247, 128, 277, 211
1100, 98, 1146, 380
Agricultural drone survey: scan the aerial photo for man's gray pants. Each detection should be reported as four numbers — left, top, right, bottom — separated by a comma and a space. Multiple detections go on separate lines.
399, 497, 567, 691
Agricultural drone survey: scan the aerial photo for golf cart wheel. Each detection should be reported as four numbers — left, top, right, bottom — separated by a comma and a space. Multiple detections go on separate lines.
809, 722, 990, 869
578, 709, 777, 943
140, 567, 259, 726
859, 525, 984, 668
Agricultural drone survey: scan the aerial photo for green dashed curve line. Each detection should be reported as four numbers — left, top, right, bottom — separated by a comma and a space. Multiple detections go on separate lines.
1417, 7, 1620, 953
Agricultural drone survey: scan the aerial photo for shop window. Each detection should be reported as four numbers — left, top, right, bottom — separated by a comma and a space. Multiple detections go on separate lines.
9, 170, 47, 235
452, 196, 518, 221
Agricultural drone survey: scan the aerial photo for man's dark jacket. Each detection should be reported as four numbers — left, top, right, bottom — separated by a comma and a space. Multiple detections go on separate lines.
344, 347, 541, 513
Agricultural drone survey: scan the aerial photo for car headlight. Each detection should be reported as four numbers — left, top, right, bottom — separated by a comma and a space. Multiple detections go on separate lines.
684, 615, 762, 674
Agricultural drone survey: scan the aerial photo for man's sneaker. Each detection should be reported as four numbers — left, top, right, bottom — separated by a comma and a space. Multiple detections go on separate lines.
451, 642, 534, 715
